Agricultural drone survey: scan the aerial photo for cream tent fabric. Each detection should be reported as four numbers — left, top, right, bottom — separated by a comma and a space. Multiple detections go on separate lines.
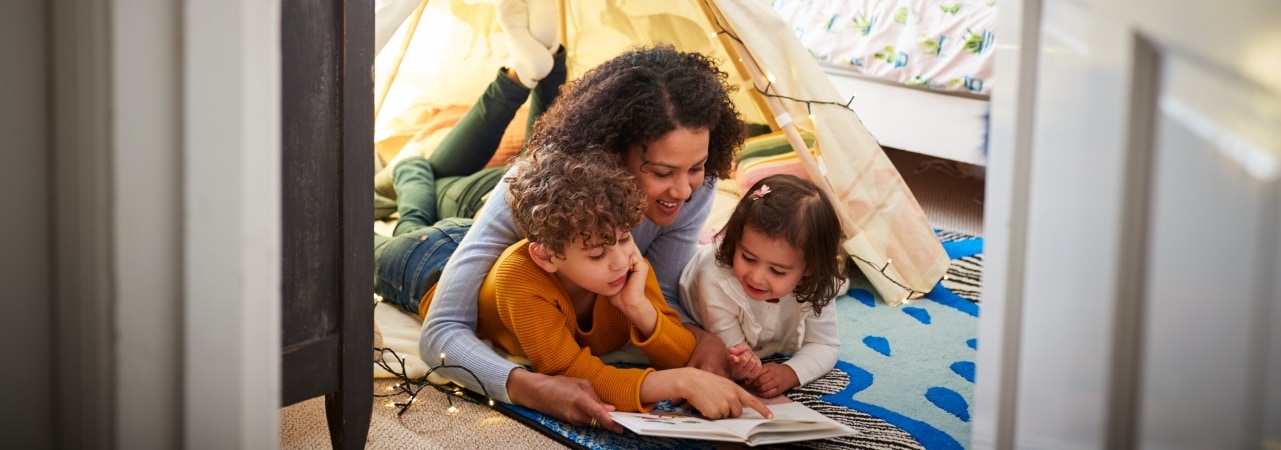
373, 0, 948, 305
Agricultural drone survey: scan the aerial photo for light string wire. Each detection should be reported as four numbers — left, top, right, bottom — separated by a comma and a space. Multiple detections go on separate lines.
373, 346, 495, 416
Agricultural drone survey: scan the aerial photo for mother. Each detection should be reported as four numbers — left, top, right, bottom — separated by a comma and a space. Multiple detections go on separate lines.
422, 44, 747, 430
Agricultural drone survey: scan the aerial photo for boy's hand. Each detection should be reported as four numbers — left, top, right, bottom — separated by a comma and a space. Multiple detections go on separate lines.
675, 368, 773, 420
744, 363, 799, 399
607, 238, 649, 312
727, 343, 763, 380
608, 237, 660, 337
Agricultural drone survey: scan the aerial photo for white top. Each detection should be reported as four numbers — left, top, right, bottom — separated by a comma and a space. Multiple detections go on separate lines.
678, 244, 840, 385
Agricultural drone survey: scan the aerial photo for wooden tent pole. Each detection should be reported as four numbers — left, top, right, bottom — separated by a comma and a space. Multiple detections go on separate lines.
695, 1, 778, 132
558, 0, 567, 54
374, 0, 429, 119
698, 0, 861, 242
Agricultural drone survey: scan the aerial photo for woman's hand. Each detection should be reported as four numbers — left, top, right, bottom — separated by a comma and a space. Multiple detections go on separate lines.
744, 363, 800, 399
507, 368, 624, 433
726, 343, 763, 381
683, 325, 730, 378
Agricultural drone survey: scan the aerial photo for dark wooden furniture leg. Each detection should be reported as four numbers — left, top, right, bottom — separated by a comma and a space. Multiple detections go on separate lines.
280, 0, 374, 448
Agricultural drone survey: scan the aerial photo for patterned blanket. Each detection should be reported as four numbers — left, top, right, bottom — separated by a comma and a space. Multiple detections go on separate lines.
771, 0, 997, 95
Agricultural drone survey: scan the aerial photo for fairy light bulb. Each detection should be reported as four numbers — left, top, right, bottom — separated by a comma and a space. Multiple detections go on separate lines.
488, 399, 495, 407
447, 405, 459, 415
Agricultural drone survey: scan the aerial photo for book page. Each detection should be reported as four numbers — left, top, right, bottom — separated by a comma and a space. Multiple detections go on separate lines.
712, 402, 845, 438
609, 411, 744, 441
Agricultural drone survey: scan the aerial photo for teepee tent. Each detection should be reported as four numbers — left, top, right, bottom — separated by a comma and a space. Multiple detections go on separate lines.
373, 0, 950, 304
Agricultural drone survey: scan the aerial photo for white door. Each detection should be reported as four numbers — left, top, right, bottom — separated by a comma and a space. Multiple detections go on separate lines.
979, 0, 1281, 447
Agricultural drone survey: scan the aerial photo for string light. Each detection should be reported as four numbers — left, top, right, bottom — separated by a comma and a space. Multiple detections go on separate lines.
374, 348, 496, 417
847, 253, 927, 300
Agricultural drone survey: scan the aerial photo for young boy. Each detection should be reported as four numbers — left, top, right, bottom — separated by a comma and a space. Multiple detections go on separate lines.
418, 149, 769, 418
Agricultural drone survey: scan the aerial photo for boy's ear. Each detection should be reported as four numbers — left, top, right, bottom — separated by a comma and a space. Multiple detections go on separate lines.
528, 242, 558, 273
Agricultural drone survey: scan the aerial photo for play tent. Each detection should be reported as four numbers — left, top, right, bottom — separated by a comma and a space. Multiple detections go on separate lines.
373, 0, 949, 304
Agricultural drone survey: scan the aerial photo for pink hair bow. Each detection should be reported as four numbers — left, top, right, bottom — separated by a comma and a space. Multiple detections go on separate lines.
751, 184, 771, 200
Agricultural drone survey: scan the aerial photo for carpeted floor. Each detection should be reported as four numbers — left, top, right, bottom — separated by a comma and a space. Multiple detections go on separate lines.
281, 378, 567, 449
282, 149, 984, 449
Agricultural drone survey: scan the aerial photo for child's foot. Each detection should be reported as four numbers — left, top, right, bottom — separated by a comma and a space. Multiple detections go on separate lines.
497, 0, 552, 88
525, 0, 559, 52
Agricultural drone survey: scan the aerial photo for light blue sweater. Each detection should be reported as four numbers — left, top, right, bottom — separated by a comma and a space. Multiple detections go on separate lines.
419, 168, 716, 402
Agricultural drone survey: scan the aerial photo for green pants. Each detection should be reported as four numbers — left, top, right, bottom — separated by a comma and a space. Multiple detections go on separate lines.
377, 48, 566, 246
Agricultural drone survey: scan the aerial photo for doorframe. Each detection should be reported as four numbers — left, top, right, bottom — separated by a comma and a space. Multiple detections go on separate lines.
42, 0, 282, 447
180, 0, 282, 448
972, 0, 1043, 448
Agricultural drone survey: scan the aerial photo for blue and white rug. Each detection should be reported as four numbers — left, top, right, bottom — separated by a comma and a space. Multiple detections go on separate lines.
495, 231, 984, 449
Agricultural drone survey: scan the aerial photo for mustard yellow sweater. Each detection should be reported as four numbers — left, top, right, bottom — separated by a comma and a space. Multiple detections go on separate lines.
425, 239, 695, 412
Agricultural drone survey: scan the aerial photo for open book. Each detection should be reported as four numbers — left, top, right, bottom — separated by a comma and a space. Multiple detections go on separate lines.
609, 400, 857, 446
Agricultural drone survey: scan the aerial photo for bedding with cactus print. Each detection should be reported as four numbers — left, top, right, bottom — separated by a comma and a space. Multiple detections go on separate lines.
771, 0, 997, 95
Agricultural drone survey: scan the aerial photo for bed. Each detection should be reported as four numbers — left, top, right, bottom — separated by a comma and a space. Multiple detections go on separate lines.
769, 0, 995, 167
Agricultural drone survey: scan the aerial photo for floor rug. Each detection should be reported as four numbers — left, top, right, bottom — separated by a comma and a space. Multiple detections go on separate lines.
492, 230, 984, 449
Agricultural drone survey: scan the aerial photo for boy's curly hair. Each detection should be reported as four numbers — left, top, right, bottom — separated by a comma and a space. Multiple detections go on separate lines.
527, 45, 746, 184
715, 174, 847, 315
506, 150, 646, 256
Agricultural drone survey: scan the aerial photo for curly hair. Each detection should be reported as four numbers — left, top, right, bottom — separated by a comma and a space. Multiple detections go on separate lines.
527, 45, 746, 184
506, 150, 646, 256
714, 175, 847, 314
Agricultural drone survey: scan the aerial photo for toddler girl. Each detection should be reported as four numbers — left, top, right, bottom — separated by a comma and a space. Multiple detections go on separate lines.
679, 174, 847, 398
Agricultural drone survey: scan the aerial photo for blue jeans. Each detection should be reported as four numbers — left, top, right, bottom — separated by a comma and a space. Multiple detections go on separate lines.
374, 218, 473, 314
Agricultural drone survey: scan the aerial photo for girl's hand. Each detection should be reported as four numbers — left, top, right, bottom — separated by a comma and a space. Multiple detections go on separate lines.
744, 363, 800, 399
726, 343, 763, 380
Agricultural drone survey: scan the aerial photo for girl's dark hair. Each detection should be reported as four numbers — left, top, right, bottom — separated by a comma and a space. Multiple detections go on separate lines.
527, 45, 746, 184
715, 174, 846, 314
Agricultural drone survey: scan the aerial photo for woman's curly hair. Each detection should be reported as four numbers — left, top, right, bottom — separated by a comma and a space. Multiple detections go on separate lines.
506, 150, 646, 256
715, 174, 847, 315
527, 45, 746, 184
